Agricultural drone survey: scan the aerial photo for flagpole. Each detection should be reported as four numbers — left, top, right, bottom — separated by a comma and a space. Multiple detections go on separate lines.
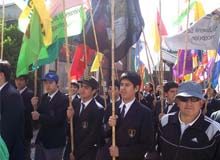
142, 28, 158, 101
62, 0, 74, 159
158, 0, 165, 115
82, 4, 90, 83
33, 70, 37, 109
182, 0, 191, 80
1, 0, 5, 60
176, 0, 181, 82
87, 0, 107, 110
110, 0, 116, 159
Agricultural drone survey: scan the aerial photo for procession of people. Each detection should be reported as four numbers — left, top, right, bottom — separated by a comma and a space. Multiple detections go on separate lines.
0, 60, 220, 160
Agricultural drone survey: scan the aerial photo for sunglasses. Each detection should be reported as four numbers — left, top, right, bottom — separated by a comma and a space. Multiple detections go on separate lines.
177, 96, 200, 102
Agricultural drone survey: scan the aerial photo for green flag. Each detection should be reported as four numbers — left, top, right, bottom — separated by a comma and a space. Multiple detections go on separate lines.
33, 5, 87, 69
173, 0, 196, 26
16, 9, 48, 77
0, 136, 9, 160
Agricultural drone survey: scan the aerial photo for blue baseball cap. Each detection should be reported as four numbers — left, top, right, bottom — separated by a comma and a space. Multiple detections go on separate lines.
42, 72, 59, 83
176, 81, 205, 100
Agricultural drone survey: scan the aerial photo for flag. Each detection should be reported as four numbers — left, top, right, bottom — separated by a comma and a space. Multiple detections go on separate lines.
81, 0, 144, 62
32, 0, 52, 45
192, 50, 199, 68
205, 50, 216, 77
194, 1, 205, 21
151, 10, 168, 53
173, 50, 193, 80
15, 0, 28, 10
90, 52, 104, 72
18, 1, 34, 33
70, 44, 95, 80
211, 53, 220, 88
165, 9, 220, 50
173, 0, 196, 26
51, 5, 87, 41
16, 9, 48, 77
157, 10, 168, 36
131, 42, 147, 90
48, 0, 85, 17
33, 3, 87, 69
192, 65, 204, 82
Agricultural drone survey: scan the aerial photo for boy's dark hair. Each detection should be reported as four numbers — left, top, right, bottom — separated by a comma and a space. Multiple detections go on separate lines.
120, 71, 141, 87
164, 81, 178, 93
108, 80, 120, 89
0, 60, 11, 82
15, 74, 29, 81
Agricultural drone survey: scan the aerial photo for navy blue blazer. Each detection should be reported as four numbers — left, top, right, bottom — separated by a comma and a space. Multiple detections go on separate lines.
36, 90, 68, 149
97, 99, 154, 160
0, 83, 24, 160
21, 87, 34, 140
74, 98, 104, 160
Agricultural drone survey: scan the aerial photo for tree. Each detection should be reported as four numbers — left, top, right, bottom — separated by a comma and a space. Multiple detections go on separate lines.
0, 21, 23, 79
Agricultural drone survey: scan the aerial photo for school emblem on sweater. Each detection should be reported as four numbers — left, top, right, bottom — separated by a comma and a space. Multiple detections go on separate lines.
128, 129, 136, 138
82, 121, 88, 129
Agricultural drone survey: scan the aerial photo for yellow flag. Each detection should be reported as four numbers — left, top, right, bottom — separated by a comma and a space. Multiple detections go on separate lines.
32, 0, 52, 46
207, 50, 217, 60
192, 54, 198, 69
18, 0, 52, 46
184, 74, 192, 81
152, 22, 161, 53
90, 52, 104, 72
194, 1, 205, 21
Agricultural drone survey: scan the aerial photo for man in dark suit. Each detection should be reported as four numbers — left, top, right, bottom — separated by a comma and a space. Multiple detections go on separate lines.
143, 82, 155, 109
0, 60, 24, 160
63, 79, 81, 160
97, 71, 154, 160
103, 80, 121, 143
31, 72, 68, 160
106, 80, 121, 106
70, 79, 80, 105
15, 74, 34, 160
67, 76, 104, 160
154, 81, 179, 123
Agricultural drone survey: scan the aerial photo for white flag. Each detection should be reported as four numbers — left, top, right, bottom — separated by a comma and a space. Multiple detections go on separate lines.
164, 9, 220, 50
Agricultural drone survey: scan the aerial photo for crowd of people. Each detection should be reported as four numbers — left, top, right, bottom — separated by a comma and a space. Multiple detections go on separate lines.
0, 60, 220, 160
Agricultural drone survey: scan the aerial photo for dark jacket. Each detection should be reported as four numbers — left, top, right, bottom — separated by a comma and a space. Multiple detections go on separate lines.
102, 99, 122, 141
206, 98, 220, 117
21, 87, 34, 140
154, 100, 179, 126
36, 91, 68, 149
159, 112, 220, 160
97, 99, 154, 160
143, 92, 155, 109
74, 98, 104, 160
0, 83, 24, 160
95, 95, 105, 107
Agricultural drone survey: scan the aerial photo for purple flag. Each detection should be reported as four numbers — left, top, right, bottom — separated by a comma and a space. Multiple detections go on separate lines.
173, 50, 193, 79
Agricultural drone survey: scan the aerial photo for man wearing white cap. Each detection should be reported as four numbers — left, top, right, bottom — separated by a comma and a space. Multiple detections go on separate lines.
158, 81, 220, 160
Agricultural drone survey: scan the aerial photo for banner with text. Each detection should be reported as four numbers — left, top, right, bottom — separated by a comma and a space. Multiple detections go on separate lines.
165, 9, 220, 50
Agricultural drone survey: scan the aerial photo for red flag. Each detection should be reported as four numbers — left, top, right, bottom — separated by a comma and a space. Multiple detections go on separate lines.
70, 44, 95, 80
202, 52, 208, 66
192, 65, 204, 82
157, 10, 167, 36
